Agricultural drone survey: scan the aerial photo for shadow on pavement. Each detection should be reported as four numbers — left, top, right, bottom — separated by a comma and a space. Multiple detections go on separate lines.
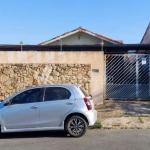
1, 131, 71, 139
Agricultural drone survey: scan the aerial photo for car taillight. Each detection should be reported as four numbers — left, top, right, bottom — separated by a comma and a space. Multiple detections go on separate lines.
84, 97, 92, 110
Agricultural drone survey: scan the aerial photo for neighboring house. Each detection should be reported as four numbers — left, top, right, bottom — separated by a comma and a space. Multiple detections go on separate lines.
141, 22, 150, 44
39, 26, 123, 46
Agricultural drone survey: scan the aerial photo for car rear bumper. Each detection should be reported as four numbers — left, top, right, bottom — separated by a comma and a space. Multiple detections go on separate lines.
85, 109, 97, 126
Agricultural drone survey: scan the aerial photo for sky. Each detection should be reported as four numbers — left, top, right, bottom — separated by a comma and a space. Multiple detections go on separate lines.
0, 0, 149, 45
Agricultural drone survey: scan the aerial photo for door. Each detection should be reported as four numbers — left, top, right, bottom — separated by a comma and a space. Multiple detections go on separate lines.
39, 87, 74, 127
2, 88, 43, 129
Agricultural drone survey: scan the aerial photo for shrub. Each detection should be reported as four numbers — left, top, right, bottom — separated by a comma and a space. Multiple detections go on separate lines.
91, 120, 103, 129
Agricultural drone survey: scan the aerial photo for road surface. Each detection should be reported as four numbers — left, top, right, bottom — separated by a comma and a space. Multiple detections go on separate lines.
0, 129, 150, 150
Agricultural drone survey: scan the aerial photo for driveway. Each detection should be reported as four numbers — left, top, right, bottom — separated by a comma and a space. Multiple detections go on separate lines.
96, 100, 150, 118
0, 130, 150, 150
96, 100, 150, 129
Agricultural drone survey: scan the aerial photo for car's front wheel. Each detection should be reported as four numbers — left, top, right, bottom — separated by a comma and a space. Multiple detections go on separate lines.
65, 116, 87, 137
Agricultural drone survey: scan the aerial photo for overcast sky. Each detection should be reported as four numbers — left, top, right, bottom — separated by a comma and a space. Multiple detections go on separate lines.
0, 0, 149, 44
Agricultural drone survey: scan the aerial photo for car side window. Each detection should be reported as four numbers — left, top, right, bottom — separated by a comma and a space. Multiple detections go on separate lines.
11, 88, 43, 105
44, 87, 71, 101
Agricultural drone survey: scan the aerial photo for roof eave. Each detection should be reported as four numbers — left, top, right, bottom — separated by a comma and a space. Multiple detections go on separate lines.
39, 27, 122, 45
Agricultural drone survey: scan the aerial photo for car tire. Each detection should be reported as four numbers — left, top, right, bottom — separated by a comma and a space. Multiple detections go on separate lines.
0, 125, 1, 138
65, 116, 87, 137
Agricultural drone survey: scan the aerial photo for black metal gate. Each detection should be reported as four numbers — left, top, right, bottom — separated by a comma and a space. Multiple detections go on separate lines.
105, 54, 150, 100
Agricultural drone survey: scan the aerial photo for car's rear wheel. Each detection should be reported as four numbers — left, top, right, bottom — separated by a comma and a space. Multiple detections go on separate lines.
65, 116, 87, 137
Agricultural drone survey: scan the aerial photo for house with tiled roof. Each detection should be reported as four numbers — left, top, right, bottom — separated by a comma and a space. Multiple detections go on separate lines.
39, 26, 123, 46
1, 26, 150, 104
0, 27, 124, 104
37, 27, 123, 104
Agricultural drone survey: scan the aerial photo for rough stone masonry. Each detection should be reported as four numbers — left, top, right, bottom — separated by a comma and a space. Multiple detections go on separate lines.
0, 63, 91, 101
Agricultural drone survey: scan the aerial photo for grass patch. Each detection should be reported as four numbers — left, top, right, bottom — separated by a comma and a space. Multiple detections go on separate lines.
138, 117, 144, 124
112, 123, 121, 127
119, 114, 125, 117
91, 120, 103, 129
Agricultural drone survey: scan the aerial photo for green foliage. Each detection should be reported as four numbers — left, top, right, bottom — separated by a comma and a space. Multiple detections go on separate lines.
92, 120, 103, 129
119, 114, 125, 117
138, 117, 144, 124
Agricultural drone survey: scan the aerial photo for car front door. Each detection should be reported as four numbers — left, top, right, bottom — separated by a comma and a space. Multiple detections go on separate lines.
39, 87, 75, 127
2, 88, 43, 129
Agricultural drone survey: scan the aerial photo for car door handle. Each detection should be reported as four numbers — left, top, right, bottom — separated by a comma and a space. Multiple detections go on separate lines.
30, 106, 38, 109
66, 102, 74, 105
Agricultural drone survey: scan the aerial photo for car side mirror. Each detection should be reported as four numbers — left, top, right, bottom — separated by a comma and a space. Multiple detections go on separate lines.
4, 100, 11, 106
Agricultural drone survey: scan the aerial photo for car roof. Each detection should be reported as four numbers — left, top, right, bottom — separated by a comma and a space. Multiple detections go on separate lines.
23, 84, 81, 90
2, 84, 82, 103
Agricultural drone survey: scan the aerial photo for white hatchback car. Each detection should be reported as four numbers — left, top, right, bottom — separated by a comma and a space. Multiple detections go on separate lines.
0, 85, 97, 137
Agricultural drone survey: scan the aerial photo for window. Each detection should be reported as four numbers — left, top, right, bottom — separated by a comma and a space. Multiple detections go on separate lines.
11, 88, 43, 105
44, 87, 71, 101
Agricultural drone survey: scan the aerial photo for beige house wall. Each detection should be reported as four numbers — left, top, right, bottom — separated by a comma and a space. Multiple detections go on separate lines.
0, 51, 104, 104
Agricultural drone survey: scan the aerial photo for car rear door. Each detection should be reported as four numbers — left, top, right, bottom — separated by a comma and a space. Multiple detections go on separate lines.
39, 87, 75, 127
2, 88, 43, 129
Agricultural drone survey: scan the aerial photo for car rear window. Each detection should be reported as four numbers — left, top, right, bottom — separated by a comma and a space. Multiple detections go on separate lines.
79, 86, 89, 97
44, 87, 71, 101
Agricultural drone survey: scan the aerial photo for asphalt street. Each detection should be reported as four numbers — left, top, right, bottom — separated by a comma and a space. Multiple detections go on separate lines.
0, 130, 150, 150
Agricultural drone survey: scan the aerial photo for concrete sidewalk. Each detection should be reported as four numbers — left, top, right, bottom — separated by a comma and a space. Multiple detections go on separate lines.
95, 100, 150, 129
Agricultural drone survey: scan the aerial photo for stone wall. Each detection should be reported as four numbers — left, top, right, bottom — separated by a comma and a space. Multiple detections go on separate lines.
0, 63, 91, 101
0, 51, 104, 104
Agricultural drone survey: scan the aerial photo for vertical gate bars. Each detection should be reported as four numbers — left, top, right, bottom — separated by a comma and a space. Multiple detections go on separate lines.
104, 55, 107, 99
136, 55, 139, 99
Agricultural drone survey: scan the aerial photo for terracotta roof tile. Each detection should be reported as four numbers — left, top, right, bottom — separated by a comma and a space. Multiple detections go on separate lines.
65, 31, 70, 35
39, 26, 123, 45
38, 42, 45, 45
55, 36, 60, 38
